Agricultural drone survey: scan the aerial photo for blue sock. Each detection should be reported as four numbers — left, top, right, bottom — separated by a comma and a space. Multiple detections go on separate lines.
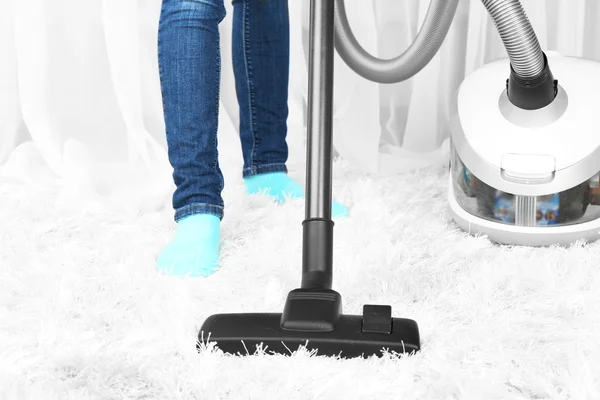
244, 172, 349, 218
156, 214, 221, 278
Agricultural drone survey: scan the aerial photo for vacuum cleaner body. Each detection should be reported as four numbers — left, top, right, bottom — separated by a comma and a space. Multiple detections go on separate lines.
449, 53, 600, 246
199, 0, 566, 359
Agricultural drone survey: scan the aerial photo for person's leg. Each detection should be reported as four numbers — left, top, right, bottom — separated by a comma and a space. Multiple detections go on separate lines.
156, 0, 226, 277
231, 0, 348, 217
232, 0, 289, 179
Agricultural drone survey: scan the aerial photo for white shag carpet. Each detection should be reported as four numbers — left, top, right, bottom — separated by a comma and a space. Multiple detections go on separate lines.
2, 149, 600, 399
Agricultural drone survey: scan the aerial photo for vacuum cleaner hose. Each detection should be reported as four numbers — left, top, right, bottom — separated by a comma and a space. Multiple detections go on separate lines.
481, 0, 545, 80
333, 0, 459, 84
334, 0, 545, 84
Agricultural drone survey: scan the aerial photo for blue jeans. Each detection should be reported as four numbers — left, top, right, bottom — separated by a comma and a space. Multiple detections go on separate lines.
158, 0, 290, 221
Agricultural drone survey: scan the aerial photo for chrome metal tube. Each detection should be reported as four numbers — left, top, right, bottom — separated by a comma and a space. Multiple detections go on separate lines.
305, 0, 335, 221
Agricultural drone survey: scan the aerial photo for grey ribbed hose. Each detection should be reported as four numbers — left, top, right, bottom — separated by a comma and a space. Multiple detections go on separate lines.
333, 0, 459, 84
333, 0, 545, 84
481, 0, 545, 79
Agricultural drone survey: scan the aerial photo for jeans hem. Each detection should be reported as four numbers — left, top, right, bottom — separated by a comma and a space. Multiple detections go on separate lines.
243, 163, 288, 178
175, 203, 224, 222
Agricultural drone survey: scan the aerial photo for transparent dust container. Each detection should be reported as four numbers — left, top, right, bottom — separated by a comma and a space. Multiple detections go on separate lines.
450, 146, 600, 227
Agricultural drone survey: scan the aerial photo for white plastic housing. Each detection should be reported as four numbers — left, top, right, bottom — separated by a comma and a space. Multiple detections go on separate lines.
448, 54, 600, 246
450, 54, 600, 197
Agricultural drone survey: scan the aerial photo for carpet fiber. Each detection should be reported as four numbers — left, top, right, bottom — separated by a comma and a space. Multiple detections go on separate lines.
2, 155, 600, 399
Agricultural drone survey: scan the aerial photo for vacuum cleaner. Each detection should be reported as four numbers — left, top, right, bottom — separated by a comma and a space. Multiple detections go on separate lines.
199, 0, 586, 358
448, 1, 600, 247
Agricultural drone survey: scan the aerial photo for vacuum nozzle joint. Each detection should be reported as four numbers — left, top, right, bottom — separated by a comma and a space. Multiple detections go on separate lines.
507, 52, 558, 110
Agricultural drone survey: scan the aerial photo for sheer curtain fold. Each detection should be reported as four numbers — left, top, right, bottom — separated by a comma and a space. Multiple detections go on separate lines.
1, 0, 598, 212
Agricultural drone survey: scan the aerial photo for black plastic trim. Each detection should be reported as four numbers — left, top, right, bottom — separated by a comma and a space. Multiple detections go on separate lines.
301, 218, 334, 289
506, 52, 558, 110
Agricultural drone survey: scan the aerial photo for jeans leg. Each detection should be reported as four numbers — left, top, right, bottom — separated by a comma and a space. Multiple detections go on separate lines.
232, 0, 290, 178
158, 0, 226, 221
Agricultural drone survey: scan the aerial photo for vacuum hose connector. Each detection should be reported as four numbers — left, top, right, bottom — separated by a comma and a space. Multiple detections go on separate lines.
333, 0, 459, 84
482, 0, 557, 109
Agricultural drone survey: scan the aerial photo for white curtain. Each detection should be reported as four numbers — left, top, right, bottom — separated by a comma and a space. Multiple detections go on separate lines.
1, 0, 599, 213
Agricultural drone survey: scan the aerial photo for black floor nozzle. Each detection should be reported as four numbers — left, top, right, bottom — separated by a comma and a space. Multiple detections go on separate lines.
198, 289, 420, 359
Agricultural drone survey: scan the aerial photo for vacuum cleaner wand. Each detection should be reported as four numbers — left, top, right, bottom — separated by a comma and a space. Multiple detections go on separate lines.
301, 0, 336, 290
198, 0, 421, 359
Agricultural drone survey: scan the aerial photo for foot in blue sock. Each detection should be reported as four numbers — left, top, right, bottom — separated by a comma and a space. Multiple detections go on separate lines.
156, 214, 221, 278
244, 172, 349, 218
